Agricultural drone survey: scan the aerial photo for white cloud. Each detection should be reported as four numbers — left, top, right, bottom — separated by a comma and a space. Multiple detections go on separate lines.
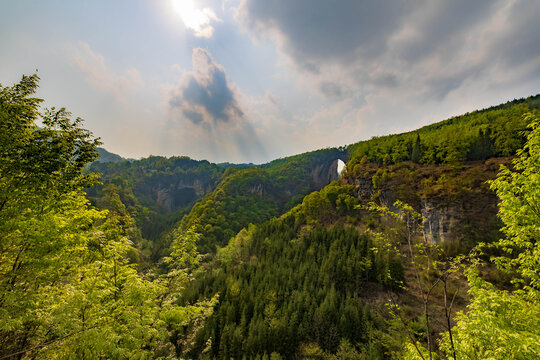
72, 41, 143, 100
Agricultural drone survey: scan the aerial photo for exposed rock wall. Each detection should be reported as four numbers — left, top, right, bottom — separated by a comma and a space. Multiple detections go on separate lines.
421, 199, 462, 244
154, 179, 215, 212
310, 159, 341, 189
346, 160, 506, 244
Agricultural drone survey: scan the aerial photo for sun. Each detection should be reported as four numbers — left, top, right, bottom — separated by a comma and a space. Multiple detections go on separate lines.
171, 0, 219, 38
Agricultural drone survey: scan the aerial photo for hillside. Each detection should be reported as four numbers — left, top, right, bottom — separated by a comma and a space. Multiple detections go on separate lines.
2, 73, 538, 359
346, 95, 540, 169
94, 147, 132, 163
170, 96, 540, 358
176, 155, 512, 358
86, 147, 346, 260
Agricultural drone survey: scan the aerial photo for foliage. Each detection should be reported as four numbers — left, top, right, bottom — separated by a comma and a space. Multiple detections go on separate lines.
262, 147, 347, 195
488, 113, 540, 293
416, 114, 540, 360
366, 201, 466, 360
179, 183, 404, 358
94, 147, 129, 163
178, 167, 279, 253
346, 95, 540, 171
177, 148, 348, 254
88, 143, 347, 260
87, 154, 225, 262
438, 268, 540, 359
0, 75, 209, 359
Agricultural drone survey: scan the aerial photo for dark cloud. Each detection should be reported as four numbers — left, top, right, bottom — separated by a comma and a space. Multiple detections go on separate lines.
369, 72, 399, 88
237, 0, 540, 101
239, 0, 411, 67
182, 109, 204, 124
395, 0, 497, 62
169, 48, 243, 125
497, 1, 540, 69
426, 75, 466, 101
320, 81, 343, 98
167, 48, 266, 162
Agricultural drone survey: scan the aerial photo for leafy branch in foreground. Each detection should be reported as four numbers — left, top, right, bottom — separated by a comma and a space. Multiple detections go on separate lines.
364, 201, 463, 360
434, 114, 540, 360
0, 74, 212, 359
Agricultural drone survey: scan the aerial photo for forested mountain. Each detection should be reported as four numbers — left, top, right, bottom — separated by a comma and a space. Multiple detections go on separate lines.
86, 146, 346, 260
1, 74, 539, 359
170, 97, 540, 358
177, 148, 347, 254
347, 95, 540, 170
178, 183, 404, 358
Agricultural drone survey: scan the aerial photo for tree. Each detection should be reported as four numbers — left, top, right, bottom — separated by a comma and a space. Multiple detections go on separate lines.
411, 134, 423, 163
0, 75, 211, 359
365, 201, 462, 360
488, 113, 540, 293
466, 128, 494, 161
436, 113, 540, 359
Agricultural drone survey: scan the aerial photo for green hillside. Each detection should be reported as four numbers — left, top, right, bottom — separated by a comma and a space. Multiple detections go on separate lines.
346, 95, 540, 173
179, 183, 404, 358
173, 98, 540, 358
94, 147, 130, 163
178, 148, 347, 254
86, 156, 226, 262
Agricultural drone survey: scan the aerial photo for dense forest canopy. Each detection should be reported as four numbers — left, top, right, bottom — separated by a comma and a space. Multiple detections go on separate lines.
346, 95, 540, 172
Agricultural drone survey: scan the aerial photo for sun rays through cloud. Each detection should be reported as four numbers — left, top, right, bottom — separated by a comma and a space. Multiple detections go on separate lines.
171, 0, 220, 38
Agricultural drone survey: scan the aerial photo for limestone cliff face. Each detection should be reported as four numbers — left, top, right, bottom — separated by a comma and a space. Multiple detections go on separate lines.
421, 199, 462, 244
248, 183, 265, 196
154, 178, 215, 212
310, 159, 341, 189
346, 160, 506, 244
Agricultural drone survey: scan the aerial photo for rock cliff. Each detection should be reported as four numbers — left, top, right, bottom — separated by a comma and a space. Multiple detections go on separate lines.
346, 159, 507, 245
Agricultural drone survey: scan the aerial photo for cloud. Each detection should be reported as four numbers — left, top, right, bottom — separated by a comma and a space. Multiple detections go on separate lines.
221, 0, 540, 162
172, 0, 221, 38
320, 82, 343, 99
236, 0, 540, 101
169, 48, 244, 125
166, 48, 265, 163
236, 0, 413, 68
72, 42, 143, 100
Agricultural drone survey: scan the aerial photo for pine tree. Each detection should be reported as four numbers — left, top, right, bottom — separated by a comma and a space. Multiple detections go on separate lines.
411, 134, 423, 163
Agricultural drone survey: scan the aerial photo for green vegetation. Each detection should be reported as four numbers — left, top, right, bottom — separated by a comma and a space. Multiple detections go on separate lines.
0, 75, 210, 359
179, 183, 404, 359
262, 147, 346, 195
94, 147, 130, 163
3, 73, 539, 359
87, 154, 225, 262
88, 141, 345, 259
435, 114, 540, 359
176, 147, 347, 254
178, 167, 279, 254
346, 95, 540, 173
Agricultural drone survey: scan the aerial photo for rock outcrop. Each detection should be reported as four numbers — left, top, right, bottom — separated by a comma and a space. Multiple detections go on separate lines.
154, 179, 215, 212
310, 159, 342, 189
421, 199, 462, 243
346, 160, 506, 245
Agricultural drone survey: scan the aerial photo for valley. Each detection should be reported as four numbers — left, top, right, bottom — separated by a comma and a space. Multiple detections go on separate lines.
1, 74, 539, 359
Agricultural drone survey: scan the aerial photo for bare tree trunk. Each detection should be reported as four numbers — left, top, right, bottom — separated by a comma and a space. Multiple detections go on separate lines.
444, 278, 458, 360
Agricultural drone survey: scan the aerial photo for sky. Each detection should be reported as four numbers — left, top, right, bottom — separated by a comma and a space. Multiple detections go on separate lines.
1, 0, 539, 164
